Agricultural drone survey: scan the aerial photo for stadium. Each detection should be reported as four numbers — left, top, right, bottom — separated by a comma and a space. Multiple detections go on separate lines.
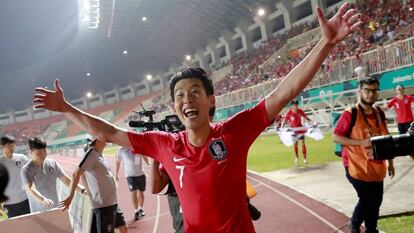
0, 0, 413, 232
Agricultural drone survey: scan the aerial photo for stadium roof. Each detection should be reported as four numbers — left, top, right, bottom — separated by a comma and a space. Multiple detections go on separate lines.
0, 0, 277, 113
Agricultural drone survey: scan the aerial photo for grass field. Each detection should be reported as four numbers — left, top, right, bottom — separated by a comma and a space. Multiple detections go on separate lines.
247, 133, 341, 172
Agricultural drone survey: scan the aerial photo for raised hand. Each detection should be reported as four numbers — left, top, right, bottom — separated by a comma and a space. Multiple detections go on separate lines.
33, 79, 68, 112
317, 2, 362, 45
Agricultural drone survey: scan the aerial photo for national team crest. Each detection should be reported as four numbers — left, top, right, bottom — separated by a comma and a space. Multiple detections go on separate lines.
16, 161, 21, 168
208, 139, 228, 160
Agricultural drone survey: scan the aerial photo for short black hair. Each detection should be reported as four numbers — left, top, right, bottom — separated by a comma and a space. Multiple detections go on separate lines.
169, 67, 214, 101
1, 135, 15, 146
359, 76, 379, 87
291, 100, 299, 105
28, 136, 47, 150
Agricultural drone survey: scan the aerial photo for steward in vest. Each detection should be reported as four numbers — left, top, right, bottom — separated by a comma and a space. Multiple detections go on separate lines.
333, 76, 395, 233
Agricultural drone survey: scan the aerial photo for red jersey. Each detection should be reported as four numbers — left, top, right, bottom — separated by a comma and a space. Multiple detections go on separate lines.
387, 95, 414, 123
285, 109, 306, 127
128, 100, 272, 233
333, 111, 352, 167
285, 109, 307, 134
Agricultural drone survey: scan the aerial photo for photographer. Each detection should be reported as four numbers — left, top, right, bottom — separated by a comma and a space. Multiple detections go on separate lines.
333, 77, 395, 233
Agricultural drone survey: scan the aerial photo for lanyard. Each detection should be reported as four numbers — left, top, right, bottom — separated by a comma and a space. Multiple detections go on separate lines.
357, 104, 381, 137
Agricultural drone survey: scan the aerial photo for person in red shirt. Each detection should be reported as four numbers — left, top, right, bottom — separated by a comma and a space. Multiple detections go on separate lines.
33, 4, 361, 232
383, 84, 414, 134
281, 100, 312, 164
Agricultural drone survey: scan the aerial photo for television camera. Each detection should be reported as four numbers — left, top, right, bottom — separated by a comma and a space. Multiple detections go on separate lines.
128, 106, 184, 133
371, 122, 414, 160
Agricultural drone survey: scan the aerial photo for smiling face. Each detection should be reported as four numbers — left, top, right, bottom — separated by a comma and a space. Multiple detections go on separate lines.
172, 78, 215, 131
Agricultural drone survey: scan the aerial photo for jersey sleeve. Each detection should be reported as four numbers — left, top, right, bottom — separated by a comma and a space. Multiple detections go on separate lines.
387, 97, 396, 108
334, 111, 352, 137
53, 161, 65, 177
21, 165, 32, 186
284, 111, 291, 122
127, 131, 171, 162
221, 99, 273, 148
54, 161, 65, 178
299, 109, 307, 118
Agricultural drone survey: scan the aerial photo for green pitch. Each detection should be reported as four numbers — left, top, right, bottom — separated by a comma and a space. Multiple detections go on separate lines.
247, 133, 340, 172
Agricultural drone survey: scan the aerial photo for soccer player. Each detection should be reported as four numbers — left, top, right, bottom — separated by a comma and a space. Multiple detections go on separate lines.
34, 3, 361, 232
383, 84, 414, 134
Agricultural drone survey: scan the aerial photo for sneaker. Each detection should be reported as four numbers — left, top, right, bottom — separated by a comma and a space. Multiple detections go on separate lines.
294, 157, 298, 163
304, 159, 308, 164
134, 211, 140, 221
138, 209, 146, 217
347, 221, 360, 233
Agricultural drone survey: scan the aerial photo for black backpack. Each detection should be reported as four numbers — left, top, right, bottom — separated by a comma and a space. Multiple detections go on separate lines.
334, 105, 386, 157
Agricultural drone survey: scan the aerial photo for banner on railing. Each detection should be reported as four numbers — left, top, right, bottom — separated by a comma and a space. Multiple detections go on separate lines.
379, 66, 414, 90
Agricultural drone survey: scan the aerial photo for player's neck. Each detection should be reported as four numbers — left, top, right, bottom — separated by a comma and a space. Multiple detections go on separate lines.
187, 124, 212, 147
3, 152, 13, 159
396, 94, 404, 99
32, 158, 45, 166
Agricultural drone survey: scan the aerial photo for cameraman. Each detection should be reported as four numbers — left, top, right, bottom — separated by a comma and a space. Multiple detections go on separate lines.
333, 77, 395, 233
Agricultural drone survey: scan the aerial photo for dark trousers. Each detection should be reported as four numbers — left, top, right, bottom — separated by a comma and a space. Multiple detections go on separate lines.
3, 199, 30, 218
346, 171, 383, 233
91, 204, 125, 233
167, 194, 184, 233
397, 122, 411, 134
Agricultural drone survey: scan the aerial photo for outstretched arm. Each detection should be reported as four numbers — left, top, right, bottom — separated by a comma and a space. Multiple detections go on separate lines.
59, 173, 86, 195
115, 159, 121, 182
24, 183, 55, 208
265, 3, 361, 120
58, 168, 85, 211
33, 80, 132, 149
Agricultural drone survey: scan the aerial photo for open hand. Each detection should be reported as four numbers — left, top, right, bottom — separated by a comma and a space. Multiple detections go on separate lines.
317, 2, 362, 45
42, 198, 55, 208
33, 79, 68, 112
58, 196, 73, 211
